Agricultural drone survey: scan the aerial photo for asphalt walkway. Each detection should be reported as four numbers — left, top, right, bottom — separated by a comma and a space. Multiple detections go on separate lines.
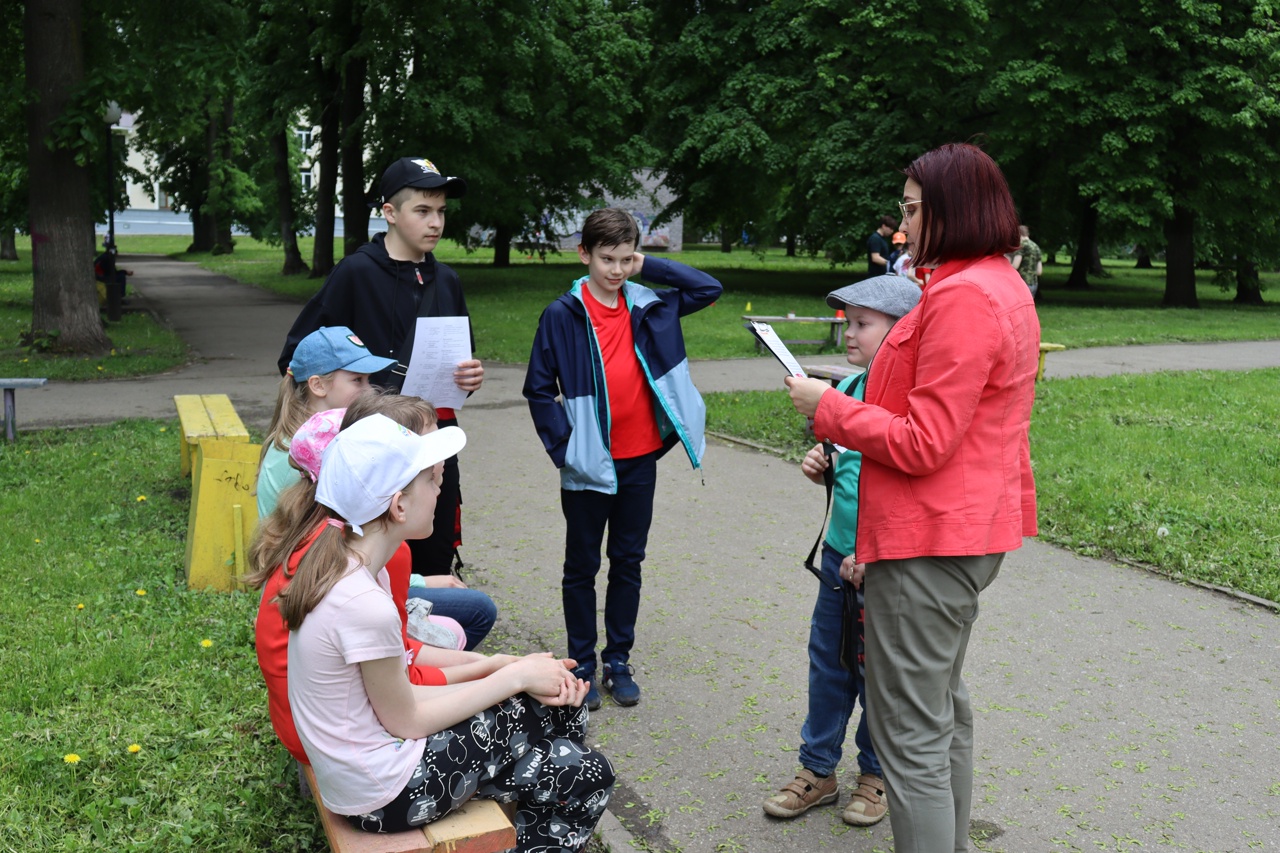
20, 257, 1280, 852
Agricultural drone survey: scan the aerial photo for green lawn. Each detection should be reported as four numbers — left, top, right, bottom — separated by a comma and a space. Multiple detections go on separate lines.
0, 250, 188, 381
105, 235, 1280, 364
0, 420, 549, 851
705, 368, 1280, 604
0, 421, 320, 851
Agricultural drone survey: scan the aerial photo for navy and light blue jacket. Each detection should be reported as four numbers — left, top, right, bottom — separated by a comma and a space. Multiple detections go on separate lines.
523, 256, 723, 493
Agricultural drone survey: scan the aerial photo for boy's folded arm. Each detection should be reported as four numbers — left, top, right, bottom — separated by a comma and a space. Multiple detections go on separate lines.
639, 256, 723, 315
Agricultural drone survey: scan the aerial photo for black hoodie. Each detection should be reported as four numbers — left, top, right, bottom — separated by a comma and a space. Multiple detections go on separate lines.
278, 233, 474, 391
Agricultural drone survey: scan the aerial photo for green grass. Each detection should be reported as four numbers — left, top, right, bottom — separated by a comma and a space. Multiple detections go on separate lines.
122, 234, 1277, 363
0, 248, 188, 381
705, 368, 1280, 604
0, 421, 323, 851
0, 420, 604, 851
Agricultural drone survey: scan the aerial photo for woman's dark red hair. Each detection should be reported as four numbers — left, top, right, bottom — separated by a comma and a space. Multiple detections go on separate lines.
905, 143, 1020, 266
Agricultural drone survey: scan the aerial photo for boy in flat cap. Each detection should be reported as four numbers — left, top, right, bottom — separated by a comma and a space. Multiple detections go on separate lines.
763, 274, 920, 829
279, 156, 484, 585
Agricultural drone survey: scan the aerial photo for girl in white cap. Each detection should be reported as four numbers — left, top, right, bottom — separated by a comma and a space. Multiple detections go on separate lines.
272, 414, 614, 851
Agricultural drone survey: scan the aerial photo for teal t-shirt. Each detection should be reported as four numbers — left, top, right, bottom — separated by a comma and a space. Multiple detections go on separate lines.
256, 442, 299, 518
824, 370, 867, 558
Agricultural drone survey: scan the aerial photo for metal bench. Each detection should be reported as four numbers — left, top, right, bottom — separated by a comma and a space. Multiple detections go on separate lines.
1038, 343, 1065, 380
743, 314, 845, 350
1, 378, 49, 442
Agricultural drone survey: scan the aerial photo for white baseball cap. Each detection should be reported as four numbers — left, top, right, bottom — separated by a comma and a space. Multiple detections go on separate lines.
316, 414, 466, 535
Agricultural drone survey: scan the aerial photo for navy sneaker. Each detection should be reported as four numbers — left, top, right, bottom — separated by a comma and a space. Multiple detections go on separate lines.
603, 661, 641, 706
573, 664, 601, 711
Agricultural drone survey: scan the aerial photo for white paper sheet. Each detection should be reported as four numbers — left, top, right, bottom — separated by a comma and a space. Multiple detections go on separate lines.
747, 320, 808, 379
400, 316, 472, 410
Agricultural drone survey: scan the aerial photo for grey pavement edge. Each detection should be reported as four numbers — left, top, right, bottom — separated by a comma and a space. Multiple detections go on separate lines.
17, 257, 1280, 852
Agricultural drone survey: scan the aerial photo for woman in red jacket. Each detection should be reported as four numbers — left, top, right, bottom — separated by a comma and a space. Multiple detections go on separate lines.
787, 143, 1040, 853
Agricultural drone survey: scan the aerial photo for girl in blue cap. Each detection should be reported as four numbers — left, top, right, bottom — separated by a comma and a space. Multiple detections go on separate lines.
257, 325, 397, 517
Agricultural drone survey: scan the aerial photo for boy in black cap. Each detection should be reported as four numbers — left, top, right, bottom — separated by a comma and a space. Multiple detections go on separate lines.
279, 156, 484, 580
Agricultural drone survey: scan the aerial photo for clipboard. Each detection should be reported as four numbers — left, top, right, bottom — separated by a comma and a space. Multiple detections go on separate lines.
745, 320, 808, 379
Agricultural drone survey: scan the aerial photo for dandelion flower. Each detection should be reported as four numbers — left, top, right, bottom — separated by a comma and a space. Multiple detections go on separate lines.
135, 589, 146, 596
201, 639, 213, 648
97, 366, 104, 371
64, 754, 81, 764
159, 427, 167, 433
34, 539, 41, 544
127, 744, 141, 754
1156, 526, 1170, 538
76, 603, 85, 610
136, 495, 147, 502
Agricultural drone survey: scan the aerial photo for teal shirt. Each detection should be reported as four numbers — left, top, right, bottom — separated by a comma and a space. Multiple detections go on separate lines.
256, 443, 299, 518
824, 371, 867, 557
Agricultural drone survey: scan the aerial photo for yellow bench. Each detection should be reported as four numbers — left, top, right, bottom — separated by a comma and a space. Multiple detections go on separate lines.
175, 394, 259, 591
301, 765, 516, 853
1038, 342, 1065, 380
175, 393, 251, 476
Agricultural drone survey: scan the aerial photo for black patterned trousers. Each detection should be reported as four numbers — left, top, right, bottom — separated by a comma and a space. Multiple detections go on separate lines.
347, 695, 614, 852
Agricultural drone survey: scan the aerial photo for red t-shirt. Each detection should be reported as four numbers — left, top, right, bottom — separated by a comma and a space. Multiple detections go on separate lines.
254, 531, 445, 764
582, 287, 662, 459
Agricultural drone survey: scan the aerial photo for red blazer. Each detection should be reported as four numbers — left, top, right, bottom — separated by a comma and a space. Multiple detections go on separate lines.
813, 255, 1040, 563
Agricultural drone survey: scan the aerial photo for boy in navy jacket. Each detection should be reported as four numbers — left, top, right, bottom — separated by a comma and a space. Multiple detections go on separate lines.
523, 208, 722, 709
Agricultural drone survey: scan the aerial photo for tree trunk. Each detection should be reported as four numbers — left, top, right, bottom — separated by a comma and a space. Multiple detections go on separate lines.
1162, 204, 1198, 308
1065, 203, 1097, 289
212, 95, 235, 255
719, 224, 732, 253
1088, 239, 1104, 277
785, 231, 796, 258
188, 103, 218, 253
189, 206, 215, 253
23, 0, 110, 354
492, 224, 512, 267
1234, 257, 1263, 305
271, 128, 308, 276
340, 53, 368, 257
1, 229, 16, 261
310, 59, 340, 278
1134, 245, 1153, 269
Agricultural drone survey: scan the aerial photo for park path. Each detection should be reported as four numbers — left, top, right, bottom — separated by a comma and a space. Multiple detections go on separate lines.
19, 257, 1280, 853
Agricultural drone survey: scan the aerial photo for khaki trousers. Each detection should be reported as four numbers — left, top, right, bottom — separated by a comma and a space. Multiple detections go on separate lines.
864, 553, 1004, 853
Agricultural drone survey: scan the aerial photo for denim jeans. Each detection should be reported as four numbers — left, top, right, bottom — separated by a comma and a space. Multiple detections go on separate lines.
407, 586, 497, 652
798, 544, 881, 778
560, 453, 657, 672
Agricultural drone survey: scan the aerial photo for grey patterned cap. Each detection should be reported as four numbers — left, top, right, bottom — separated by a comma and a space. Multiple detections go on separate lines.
825, 275, 921, 319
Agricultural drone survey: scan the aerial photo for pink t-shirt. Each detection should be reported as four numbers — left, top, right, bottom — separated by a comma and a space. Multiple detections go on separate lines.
287, 559, 427, 814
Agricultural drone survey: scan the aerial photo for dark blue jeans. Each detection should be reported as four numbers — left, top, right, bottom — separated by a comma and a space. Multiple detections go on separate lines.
798, 544, 881, 778
560, 453, 657, 672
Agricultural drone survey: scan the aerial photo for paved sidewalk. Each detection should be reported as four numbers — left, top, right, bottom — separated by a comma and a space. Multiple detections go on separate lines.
19, 258, 1280, 852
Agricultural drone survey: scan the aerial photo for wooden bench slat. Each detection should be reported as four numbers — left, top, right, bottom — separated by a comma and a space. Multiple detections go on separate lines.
422, 801, 516, 853
301, 764, 516, 853
202, 394, 250, 439
175, 394, 249, 477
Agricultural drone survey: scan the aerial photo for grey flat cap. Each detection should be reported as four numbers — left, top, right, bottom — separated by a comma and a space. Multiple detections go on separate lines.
825, 274, 921, 319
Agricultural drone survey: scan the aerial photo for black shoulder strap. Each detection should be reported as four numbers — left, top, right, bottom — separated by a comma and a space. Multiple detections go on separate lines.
802, 376, 862, 590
